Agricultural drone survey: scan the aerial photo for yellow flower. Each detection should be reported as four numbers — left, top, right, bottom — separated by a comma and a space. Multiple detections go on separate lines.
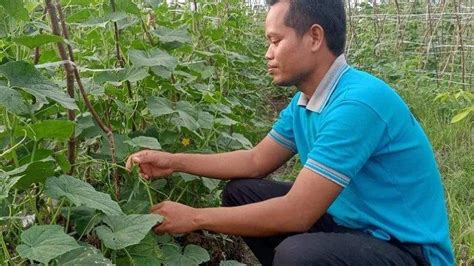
181, 138, 191, 146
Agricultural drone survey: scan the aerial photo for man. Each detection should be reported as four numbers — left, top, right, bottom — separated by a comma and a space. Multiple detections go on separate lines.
126, 0, 454, 265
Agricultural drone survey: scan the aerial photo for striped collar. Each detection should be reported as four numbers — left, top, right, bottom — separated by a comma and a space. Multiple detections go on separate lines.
297, 54, 349, 113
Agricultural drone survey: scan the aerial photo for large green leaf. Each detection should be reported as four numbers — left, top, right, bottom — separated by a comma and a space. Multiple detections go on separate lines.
0, 85, 29, 115
129, 48, 178, 70
153, 26, 192, 45
0, 61, 78, 110
148, 97, 200, 130
174, 101, 199, 130
94, 67, 149, 85
162, 244, 210, 266
126, 136, 162, 150
148, 96, 175, 117
54, 246, 113, 265
16, 225, 80, 264
45, 175, 123, 216
114, 0, 141, 16
0, 0, 28, 20
10, 158, 56, 189
77, 11, 129, 27
95, 214, 163, 250
12, 34, 64, 49
197, 111, 214, 129
183, 245, 210, 265
31, 120, 75, 141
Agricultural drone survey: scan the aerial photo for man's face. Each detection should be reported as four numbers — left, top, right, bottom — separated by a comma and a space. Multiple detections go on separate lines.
265, 2, 313, 87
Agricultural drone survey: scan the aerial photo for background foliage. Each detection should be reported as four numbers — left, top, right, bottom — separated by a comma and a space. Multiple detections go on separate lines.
0, 0, 472, 264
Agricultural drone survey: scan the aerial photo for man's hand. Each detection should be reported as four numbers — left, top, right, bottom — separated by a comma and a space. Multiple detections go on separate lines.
125, 150, 174, 180
151, 201, 200, 234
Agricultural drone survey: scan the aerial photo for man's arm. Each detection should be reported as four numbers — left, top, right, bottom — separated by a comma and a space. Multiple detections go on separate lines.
127, 136, 294, 180
172, 136, 293, 179
152, 168, 343, 236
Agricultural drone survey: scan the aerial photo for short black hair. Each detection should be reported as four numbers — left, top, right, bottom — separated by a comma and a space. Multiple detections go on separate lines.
266, 0, 346, 56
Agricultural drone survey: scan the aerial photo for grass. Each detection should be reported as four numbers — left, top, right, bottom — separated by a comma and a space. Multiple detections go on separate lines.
400, 87, 473, 264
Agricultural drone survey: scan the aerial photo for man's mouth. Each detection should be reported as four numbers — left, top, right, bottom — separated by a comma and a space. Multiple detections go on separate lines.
268, 66, 277, 74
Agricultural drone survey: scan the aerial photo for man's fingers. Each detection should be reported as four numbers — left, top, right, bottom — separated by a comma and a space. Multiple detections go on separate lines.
153, 223, 167, 235
138, 170, 149, 180
125, 155, 133, 171
125, 151, 144, 170
150, 202, 165, 213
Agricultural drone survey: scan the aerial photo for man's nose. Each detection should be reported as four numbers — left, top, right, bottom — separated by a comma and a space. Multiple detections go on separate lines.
265, 46, 274, 61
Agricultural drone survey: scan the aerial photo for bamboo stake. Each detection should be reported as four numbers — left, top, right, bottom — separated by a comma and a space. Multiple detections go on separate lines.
44, 0, 76, 174
46, 0, 121, 199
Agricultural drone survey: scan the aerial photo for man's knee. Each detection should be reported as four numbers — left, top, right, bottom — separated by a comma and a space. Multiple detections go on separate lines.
221, 179, 252, 207
273, 234, 332, 265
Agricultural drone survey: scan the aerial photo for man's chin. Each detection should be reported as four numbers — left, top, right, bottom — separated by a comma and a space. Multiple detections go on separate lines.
272, 78, 295, 87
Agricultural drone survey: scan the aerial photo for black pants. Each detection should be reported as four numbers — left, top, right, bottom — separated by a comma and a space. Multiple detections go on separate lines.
221, 179, 428, 266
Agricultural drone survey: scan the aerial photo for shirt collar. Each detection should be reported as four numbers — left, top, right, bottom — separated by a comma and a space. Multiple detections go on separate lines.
297, 54, 349, 113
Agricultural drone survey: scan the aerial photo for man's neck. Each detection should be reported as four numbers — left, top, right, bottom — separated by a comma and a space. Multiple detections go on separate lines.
298, 53, 337, 98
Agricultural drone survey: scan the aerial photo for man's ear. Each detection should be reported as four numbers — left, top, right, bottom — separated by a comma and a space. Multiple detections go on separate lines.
309, 24, 324, 52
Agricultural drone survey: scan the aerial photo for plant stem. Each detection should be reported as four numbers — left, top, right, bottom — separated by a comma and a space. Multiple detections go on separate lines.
4, 110, 19, 167
0, 230, 11, 263
50, 198, 65, 225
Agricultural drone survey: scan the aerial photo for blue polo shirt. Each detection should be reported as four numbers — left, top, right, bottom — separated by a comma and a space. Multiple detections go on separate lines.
268, 55, 454, 265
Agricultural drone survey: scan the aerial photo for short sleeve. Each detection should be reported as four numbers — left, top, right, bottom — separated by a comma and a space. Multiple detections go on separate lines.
267, 97, 298, 153
305, 100, 387, 187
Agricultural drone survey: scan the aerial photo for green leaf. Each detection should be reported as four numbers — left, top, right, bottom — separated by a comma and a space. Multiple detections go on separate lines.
129, 48, 178, 70
183, 245, 210, 265
219, 260, 246, 266
0, 86, 29, 115
45, 175, 124, 216
164, 255, 195, 266
31, 120, 75, 140
94, 67, 149, 85
174, 112, 199, 131
162, 244, 210, 266
0, 173, 22, 202
126, 233, 159, 257
114, 0, 141, 16
12, 34, 64, 49
451, 108, 472, 123
95, 214, 163, 250
16, 225, 80, 264
197, 111, 214, 129
179, 173, 199, 182
148, 96, 175, 117
201, 177, 220, 192
150, 66, 172, 79
54, 246, 113, 265
78, 11, 129, 27
0, 0, 28, 20
232, 133, 253, 148
122, 199, 150, 215
174, 101, 199, 130
12, 158, 56, 189
153, 26, 192, 45
0, 61, 78, 110
215, 116, 238, 126
126, 136, 162, 150
116, 256, 162, 266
